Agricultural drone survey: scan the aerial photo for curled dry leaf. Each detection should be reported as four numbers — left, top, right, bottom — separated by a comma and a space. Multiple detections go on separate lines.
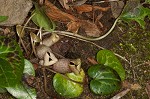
44, 0, 78, 23
110, 1, 124, 18
81, 20, 102, 37
67, 21, 81, 33
16, 25, 25, 38
44, 0, 102, 37
67, 20, 102, 37
73, 4, 110, 14
30, 32, 41, 43
58, 0, 70, 9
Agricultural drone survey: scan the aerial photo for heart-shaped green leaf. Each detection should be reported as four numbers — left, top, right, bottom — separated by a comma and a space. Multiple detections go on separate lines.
0, 16, 8, 22
88, 65, 120, 81
24, 59, 35, 76
53, 69, 85, 98
6, 83, 36, 99
0, 37, 24, 88
119, 0, 150, 29
6, 59, 36, 99
90, 79, 121, 95
88, 65, 121, 95
97, 50, 125, 81
32, 3, 55, 32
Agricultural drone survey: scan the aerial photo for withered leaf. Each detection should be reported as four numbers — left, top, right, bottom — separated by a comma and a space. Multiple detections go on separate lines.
73, 4, 110, 14
16, 25, 25, 38
110, 1, 124, 18
67, 21, 81, 33
30, 32, 41, 43
44, 0, 78, 23
80, 20, 102, 37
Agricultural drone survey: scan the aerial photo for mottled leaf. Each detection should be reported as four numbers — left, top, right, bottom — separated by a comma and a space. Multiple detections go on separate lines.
0, 37, 24, 88
88, 65, 120, 81
88, 65, 121, 95
97, 50, 125, 81
53, 69, 85, 98
6, 83, 36, 99
120, 0, 150, 29
24, 59, 35, 76
6, 59, 36, 99
90, 79, 121, 95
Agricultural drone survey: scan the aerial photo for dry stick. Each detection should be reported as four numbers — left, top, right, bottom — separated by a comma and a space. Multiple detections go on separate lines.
19, 13, 35, 55
51, 18, 119, 41
93, 0, 120, 4
41, 67, 49, 97
20, 17, 129, 63
111, 89, 131, 99
20, 17, 119, 41
129, 58, 136, 81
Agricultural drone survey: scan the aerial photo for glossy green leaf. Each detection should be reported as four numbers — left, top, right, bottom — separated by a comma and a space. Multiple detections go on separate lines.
0, 37, 24, 88
6, 83, 36, 99
6, 59, 36, 99
88, 65, 120, 81
0, 16, 8, 22
97, 50, 125, 81
120, 0, 150, 29
31, 3, 55, 32
90, 79, 121, 95
88, 65, 121, 95
53, 70, 85, 98
24, 59, 35, 76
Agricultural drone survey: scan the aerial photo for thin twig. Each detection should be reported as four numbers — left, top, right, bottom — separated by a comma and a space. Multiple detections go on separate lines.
19, 19, 130, 64
18, 14, 35, 55
19, 17, 119, 41
93, 0, 120, 4
111, 89, 131, 99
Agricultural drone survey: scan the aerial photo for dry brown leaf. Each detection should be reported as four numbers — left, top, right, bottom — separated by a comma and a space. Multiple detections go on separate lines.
58, 0, 70, 9
87, 57, 98, 65
67, 21, 81, 33
80, 20, 102, 37
44, 0, 78, 23
44, 0, 102, 37
110, 1, 124, 18
130, 84, 141, 90
73, 4, 110, 14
